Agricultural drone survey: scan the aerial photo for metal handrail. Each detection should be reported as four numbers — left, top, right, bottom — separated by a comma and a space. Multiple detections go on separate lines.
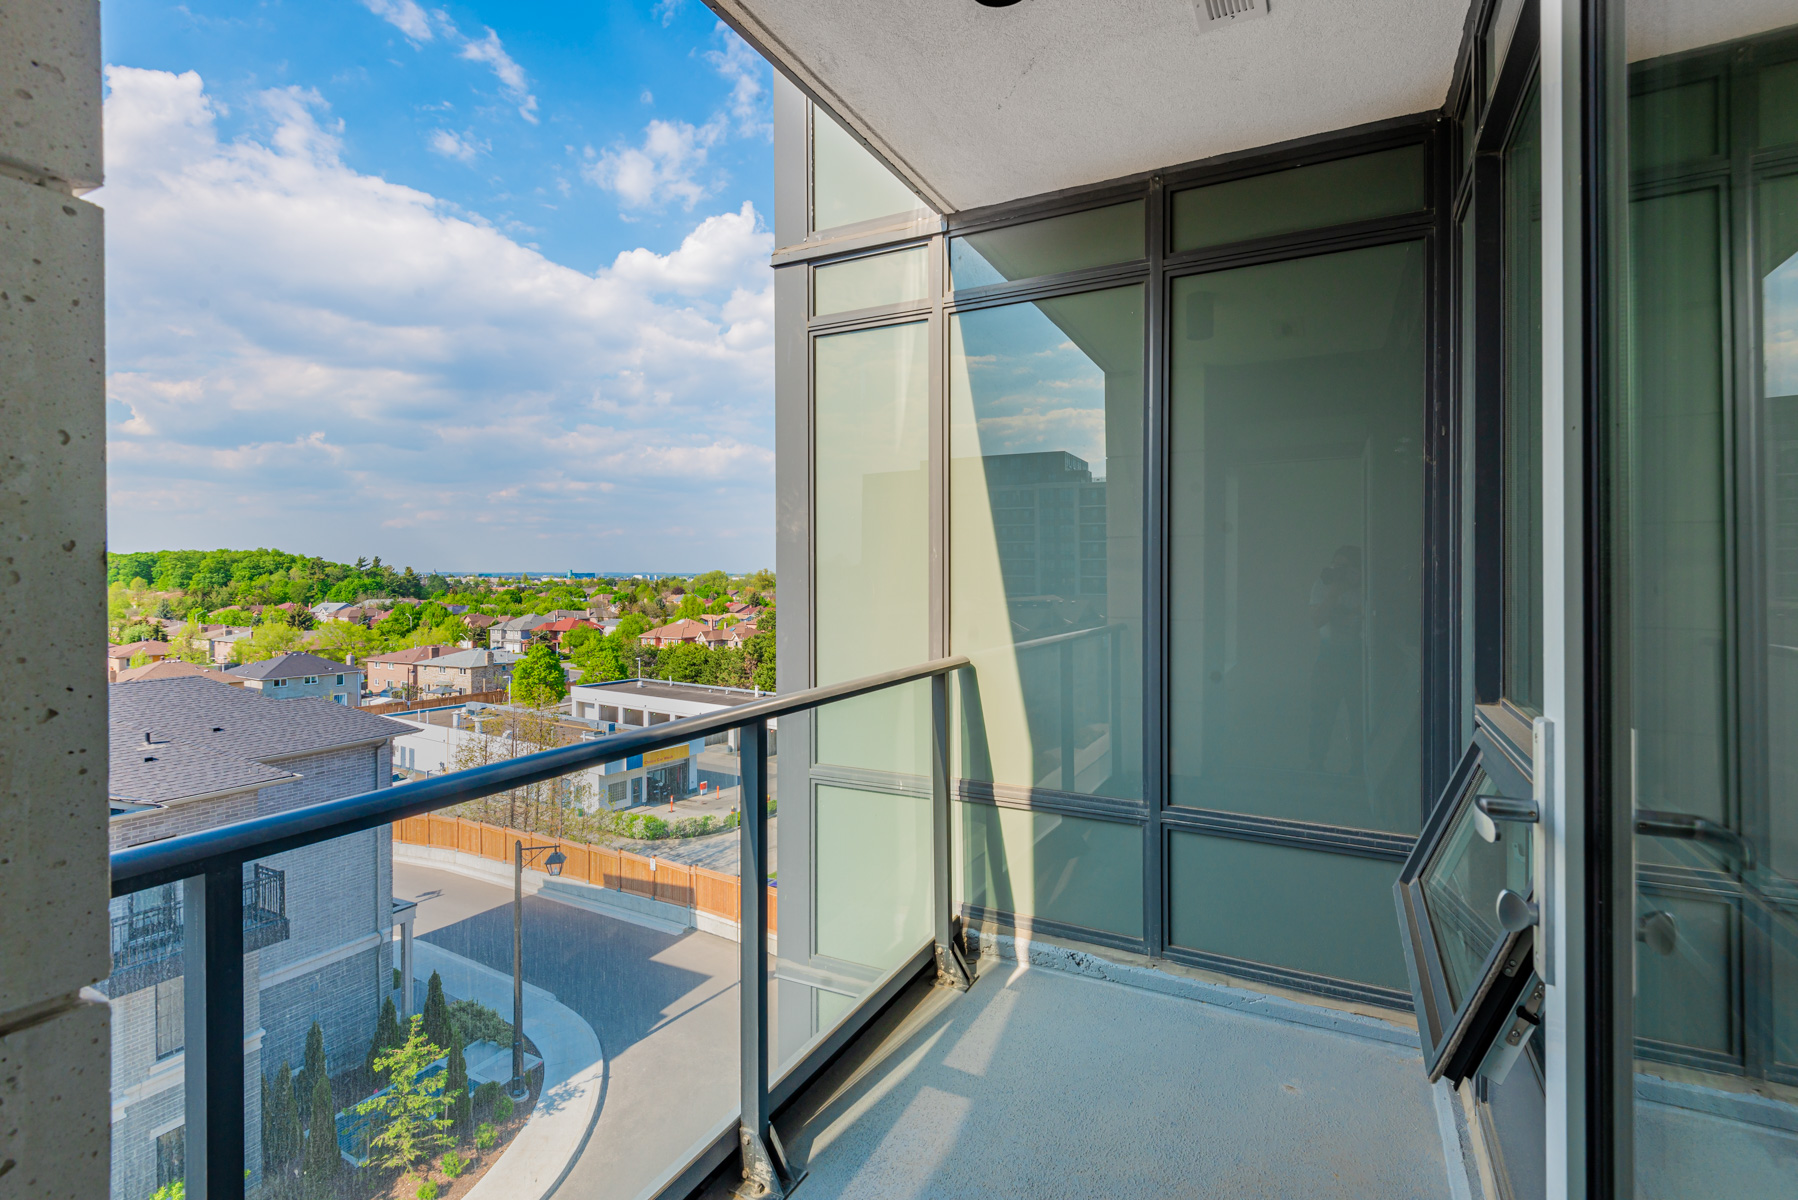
107, 654, 972, 1200
112, 655, 969, 896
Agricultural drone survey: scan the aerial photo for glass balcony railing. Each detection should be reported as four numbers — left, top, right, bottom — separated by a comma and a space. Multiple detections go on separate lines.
109, 656, 968, 1200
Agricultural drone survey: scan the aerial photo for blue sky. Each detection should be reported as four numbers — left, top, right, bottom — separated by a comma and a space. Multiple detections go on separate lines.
97, 0, 777, 573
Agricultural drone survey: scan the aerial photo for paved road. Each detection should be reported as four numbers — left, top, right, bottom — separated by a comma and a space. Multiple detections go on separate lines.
396, 861, 744, 1200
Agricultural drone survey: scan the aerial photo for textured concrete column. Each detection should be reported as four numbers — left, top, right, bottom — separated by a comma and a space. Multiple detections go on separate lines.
0, 3, 111, 1198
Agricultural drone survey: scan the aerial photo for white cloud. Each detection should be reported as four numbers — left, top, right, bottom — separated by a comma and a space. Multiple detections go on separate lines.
584, 29, 770, 211
427, 128, 484, 163
359, 0, 434, 43
96, 66, 775, 568
458, 27, 539, 124
653, 0, 685, 27
582, 118, 723, 209
706, 33, 770, 138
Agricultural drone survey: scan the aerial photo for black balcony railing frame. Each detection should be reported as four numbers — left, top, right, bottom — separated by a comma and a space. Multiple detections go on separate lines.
110, 655, 970, 1200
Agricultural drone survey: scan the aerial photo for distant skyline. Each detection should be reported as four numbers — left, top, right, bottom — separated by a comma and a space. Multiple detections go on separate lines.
98, 1, 778, 569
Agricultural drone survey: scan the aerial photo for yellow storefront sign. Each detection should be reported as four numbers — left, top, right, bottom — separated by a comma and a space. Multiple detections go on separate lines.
644, 744, 689, 767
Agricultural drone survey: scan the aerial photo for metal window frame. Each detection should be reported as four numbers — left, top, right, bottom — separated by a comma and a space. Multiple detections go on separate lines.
780, 80, 1461, 1007
1395, 728, 1540, 1083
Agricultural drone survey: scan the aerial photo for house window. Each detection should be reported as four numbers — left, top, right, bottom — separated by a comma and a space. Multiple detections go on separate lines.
154, 977, 183, 1059
304, 675, 319, 685
272, 678, 287, 688
336, 674, 345, 685
333, 694, 347, 705
155, 1127, 185, 1190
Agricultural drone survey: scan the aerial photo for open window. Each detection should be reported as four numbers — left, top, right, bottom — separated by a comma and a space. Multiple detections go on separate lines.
1395, 726, 1544, 1083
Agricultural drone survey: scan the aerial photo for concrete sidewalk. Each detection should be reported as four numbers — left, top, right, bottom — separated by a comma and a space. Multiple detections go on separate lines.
412, 940, 605, 1200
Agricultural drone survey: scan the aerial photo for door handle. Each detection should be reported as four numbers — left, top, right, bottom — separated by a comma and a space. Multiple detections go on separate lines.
1634, 809, 1754, 870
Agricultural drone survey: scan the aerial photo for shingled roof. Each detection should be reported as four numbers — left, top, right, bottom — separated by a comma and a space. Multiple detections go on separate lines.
226, 651, 355, 681
109, 677, 412, 807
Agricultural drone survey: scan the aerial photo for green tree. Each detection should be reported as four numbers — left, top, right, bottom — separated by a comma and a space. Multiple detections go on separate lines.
444, 1027, 472, 1136
657, 642, 710, 683
675, 593, 704, 620
571, 640, 627, 684
512, 644, 567, 708
356, 1016, 453, 1182
302, 1067, 338, 1195
298, 1021, 327, 1124
313, 619, 385, 661
231, 621, 302, 664
264, 1062, 300, 1172
422, 971, 451, 1053
367, 996, 402, 1084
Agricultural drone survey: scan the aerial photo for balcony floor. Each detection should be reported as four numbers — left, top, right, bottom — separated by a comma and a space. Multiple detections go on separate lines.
780, 954, 1461, 1200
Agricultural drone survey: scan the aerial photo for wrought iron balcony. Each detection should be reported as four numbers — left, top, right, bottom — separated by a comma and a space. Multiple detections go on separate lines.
107, 864, 290, 995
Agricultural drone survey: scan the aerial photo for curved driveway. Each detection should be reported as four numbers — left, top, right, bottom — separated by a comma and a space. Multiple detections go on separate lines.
395, 860, 740, 1200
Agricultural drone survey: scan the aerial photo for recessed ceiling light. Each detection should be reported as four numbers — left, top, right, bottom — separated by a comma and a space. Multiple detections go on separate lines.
976, 0, 1023, 7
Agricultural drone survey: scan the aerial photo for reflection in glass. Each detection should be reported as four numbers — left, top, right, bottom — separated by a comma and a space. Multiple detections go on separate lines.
957, 804, 1142, 940
813, 323, 931, 775
1502, 85, 1543, 714
949, 201, 1144, 290
1420, 770, 1531, 1010
812, 105, 923, 231
949, 287, 1143, 802
1168, 243, 1426, 833
1170, 145, 1426, 252
1167, 832, 1409, 991
1619, 18, 1798, 1198
813, 246, 929, 316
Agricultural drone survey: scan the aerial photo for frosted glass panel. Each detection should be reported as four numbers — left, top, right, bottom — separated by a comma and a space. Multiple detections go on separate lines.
813, 107, 923, 231
958, 803, 1142, 939
814, 784, 931, 969
1167, 832, 1408, 991
814, 246, 929, 316
949, 286, 1144, 800
1168, 243, 1426, 833
814, 323, 930, 775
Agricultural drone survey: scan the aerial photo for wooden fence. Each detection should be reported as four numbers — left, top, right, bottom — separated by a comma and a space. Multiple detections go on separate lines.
392, 811, 774, 932
363, 688, 509, 716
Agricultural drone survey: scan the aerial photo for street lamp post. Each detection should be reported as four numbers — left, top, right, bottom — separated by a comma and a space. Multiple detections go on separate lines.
511, 839, 566, 1098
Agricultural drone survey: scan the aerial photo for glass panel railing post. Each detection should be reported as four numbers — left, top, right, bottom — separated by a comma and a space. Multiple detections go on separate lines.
180, 876, 208, 1200
933, 672, 974, 991
737, 719, 791, 1195
201, 866, 245, 1200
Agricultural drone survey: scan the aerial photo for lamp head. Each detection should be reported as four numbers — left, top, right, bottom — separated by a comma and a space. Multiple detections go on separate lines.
545, 847, 566, 877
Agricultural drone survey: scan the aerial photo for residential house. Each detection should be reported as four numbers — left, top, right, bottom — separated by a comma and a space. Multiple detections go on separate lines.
416, 648, 520, 697
492, 613, 556, 654
204, 626, 255, 664
639, 618, 708, 648
106, 640, 170, 681
535, 616, 601, 650
228, 651, 362, 705
309, 600, 351, 623
105, 678, 410, 1199
113, 659, 246, 688
363, 645, 453, 696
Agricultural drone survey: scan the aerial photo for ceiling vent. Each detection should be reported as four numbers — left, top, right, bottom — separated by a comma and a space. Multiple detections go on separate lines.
1194, 0, 1270, 32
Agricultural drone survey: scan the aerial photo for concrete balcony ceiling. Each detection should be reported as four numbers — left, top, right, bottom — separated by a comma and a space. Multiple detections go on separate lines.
707, 0, 1473, 214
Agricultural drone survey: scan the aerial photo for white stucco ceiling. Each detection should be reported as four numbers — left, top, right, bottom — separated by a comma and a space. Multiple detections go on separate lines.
708, 0, 1475, 215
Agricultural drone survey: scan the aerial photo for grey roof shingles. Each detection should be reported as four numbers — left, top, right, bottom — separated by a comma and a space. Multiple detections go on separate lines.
109, 677, 413, 806
226, 651, 358, 681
